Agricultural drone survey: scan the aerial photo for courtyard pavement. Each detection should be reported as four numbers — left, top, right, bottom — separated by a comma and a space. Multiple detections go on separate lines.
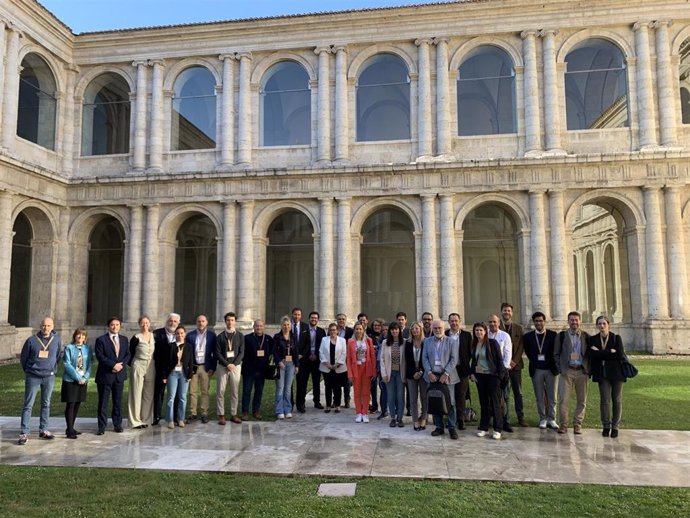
1, 405, 688, 487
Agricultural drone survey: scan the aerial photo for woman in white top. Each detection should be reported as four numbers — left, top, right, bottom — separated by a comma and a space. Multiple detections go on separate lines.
319, 323, 347, 413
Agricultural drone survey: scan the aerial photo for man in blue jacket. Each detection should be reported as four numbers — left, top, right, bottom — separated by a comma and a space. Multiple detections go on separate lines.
185, 314, 217, 423
18, 317, 62, 445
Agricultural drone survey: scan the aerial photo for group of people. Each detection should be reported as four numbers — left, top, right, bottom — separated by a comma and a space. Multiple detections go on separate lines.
17, 304, 630, 445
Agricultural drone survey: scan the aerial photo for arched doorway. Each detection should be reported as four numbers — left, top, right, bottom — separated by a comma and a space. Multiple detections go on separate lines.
360, 207, 415, 319
266, 211, 314, 323
9, 213, 32, 326
87, 216, 125, 325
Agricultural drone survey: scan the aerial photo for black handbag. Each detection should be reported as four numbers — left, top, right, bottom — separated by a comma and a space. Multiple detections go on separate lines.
264, 355, 279, 380
621, 357, 638, 379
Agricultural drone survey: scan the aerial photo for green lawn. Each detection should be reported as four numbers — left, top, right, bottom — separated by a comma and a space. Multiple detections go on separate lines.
1, 358, 688, 430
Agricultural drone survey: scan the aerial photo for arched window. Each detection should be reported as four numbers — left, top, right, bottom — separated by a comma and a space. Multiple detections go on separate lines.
356, 54, 410, 141
87, 217, 124, 325
17, 53, 57, 150
171, 67, 217, 150
680, 37, 690, 124
457, 46, 516, 136
9, 213, 32, 327
565, 39, 629, 130
360, 208, 415, 318
266, 211, 314, 323
82, 73, 131, 156
261, 62, 311, 146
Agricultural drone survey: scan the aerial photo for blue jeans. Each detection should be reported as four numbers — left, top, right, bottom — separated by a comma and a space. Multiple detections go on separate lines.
21, 374, 55, 434
275, 361, 295, 415
166, 371, 189, 423
241, 371, 265, 414
386, 371, 405, 420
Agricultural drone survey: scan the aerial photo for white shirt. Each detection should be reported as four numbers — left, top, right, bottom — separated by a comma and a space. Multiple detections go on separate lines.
488, 329, 512, 369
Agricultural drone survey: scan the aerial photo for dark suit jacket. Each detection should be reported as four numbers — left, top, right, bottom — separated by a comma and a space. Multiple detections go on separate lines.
554, 330, 591, 374
153, 328, 175, 380
298, 326, 327, 362
95, 333, 130, 385
292, 321, 308, 342
523, 329, 558, 377
185, 328, 218, 372
215, 329, 245, 368
446, 329, 472, 378
244, 333, 275, 374
337, 326, 354, 342
500, 321, 525, 370
587, 332, 625, 383
403, 339, 425, 379
166, 341, 194, 380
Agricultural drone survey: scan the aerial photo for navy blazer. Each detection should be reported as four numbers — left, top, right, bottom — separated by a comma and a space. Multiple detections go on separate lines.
95, 333, 130, 385
524, 329, 558, 377
298, 326, 327, 361
153, 328, 175, 379
185, 328, 218, 372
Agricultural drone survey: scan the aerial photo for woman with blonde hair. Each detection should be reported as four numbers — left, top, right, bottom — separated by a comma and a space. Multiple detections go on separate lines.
347, 322, 376, 423
128, 315, 156, 429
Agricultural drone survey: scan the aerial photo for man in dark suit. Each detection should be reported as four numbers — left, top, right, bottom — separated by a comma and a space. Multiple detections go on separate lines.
297, 311, 326, 412
152, 313, 180, 425
291, 307, 308, 342
94, 316, 130, 435
446, 312, 472, 430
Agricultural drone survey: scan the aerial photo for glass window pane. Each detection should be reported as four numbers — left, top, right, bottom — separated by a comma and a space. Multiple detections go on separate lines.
171, 67, 216, 150
261, 62, 311, 146
82, 73, 131, 156
680, 37, 690, 124
87, 217, 124, 325
17, 54, 56, 150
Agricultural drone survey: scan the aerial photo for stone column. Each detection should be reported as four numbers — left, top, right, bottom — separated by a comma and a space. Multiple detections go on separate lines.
336, 198, 352, 315
315, 46, 332, 163
548, 189, 569, 321
439, 194, 457, 316
433, 37, 451, 157
219, 201, 237, 322
0, 190, 13, 324
334, 46, 349, 162
61, 64, 79, 176
132, 60, 149, 171
319, 198, 335, 319
0, 20, 6, 136
415, 38, 432, 159
149, 59, 165, 172
236, 52, 252, 166
664, 186, 689, 318
539, 29, 564, 154
142, 205, 160, 319
125, 204, 144, 323
53, 208, 71, 326
652, 20, 678, 147
421, 195, 439, 316
633, 22, 658, 150
237, 200, 254, 321
219, 54, 236, 167
643, 186, 669, 319
529, 190, 550, 315
2, 26, 21, 151
522, 30, 542, 156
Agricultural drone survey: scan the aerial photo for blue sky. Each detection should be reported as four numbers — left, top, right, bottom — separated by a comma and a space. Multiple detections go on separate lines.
39, 0, 456, 33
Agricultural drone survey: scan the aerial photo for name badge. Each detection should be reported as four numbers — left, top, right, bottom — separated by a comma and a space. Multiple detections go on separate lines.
570, 352, 579, 361
77, 369, 85, 376
38, 350, 49, 359
538, 354, 546, 362
257, 350, 265, 357
285, 355, 293, 362
174, 365, 182, 372
435, 360, 442, 367
227, 351, 235, 359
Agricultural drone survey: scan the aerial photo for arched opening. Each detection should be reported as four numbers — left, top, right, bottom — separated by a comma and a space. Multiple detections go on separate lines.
266, 210, 314, 323
462, 204, 520, 323
9, 213, 32, 327
261, 61, 311, 146
457, 45, 516, 136
360, 208, 415, 319
356, 54, 410, 141
680, 37, 690, 124
171, 66, 217, 150
17, 53, 57, 150
174, 214, 217, 323
82, 72, 131, 156
87, 217, 125, 325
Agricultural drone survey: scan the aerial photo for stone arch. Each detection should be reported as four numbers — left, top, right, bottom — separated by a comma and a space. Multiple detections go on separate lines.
17, 45, 64, 93
351, 197, 422, 235
68, 207, 130, 243
158, 205, 222, 241
557, 29, 634, 63
671, 25, 690, 56
454, 193, 529, 232
75, 65, 135, 101
163, 58, 222, 91
564, 189, 644, 230
449, 37, 523, 71
11, 201, 58, 240
253, 200, 319, 237
347, 44, 417, 80
251, 52, 316, 85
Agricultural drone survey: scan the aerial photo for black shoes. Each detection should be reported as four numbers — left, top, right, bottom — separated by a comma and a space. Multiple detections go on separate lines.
389, 419, 397, 428
377, 412, 388, 420
431, 428, 445, 436
503, 425, 514, 433
610, 429, 619, 438
114, 427, 123, 433
449, 429, 459, 440
96, 429, 105, 435
602, 428, 610, 437
314, 403, 324, 410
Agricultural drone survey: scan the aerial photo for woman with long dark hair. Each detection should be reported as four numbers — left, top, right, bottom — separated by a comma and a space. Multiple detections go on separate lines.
319, 322, 348, 413
470, 322, 505, 440
380, 322, 406, 427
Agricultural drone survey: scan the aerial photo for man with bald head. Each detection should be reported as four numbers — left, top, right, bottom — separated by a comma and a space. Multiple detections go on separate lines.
487, 314, 513, 433
153, 313, 181, 425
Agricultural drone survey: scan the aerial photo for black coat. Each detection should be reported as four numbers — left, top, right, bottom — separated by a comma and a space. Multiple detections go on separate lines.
167, 341, 194, 380
523, 329, 559, 377
587, 332, 626, 383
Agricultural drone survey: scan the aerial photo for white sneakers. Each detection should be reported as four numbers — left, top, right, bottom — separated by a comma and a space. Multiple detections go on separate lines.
277, 413, 285, 419
547, 419, 559, 429
492, 431, 502, 440
539, 419, 548, 429
286, 413, 293, 419
478, 429, 501, 439
363, 414, 369, 423
356, 414, 363, 423
477, 430, 487, 437
168, 422, 174, 429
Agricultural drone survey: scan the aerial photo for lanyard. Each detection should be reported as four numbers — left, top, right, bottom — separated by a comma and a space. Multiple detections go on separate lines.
535, 332, 546, 355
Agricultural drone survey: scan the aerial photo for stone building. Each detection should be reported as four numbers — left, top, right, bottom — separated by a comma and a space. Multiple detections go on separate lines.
1, 0, 690, 357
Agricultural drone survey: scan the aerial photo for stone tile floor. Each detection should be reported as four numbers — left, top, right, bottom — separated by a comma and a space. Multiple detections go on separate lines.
1, 411, 688, 487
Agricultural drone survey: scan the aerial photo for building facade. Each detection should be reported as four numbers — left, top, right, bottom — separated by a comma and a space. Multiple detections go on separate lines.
1, 0, 690, 356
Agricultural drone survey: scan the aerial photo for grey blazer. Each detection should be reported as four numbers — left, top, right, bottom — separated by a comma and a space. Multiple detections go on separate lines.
554, 330, 591, 375
422, 335, 459, 385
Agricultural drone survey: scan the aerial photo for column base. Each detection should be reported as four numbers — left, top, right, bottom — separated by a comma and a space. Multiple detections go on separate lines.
543, 148, 568, 157
524, 149, 546, 158
659, 145, 684, 153
0, 324, 19, 361
638, 144, 665, 153
642, 320, 690, 354
414, 154, 435, 163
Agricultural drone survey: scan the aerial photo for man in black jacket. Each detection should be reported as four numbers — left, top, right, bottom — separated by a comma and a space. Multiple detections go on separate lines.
523, 311, 559, 430
446, 313, 472, 430
152, 312, 180, 425
296, 311, 326, 412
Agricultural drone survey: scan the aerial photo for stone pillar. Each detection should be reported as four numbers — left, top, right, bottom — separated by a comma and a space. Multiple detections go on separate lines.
433, 37, 451, 157
415, 38, 432, 159
633, 22, 658, 150
522, 30, 542, 156
125, 204, 144, 323
315, 46, 332, 163
439, 194, 457, 316
61, 64, 79, 176
219, 201, 237, 323
219, 54, 236, 167
132, 60, 149, 171
421, 195, 439, 316
53, 208, 71, 326
319, 198, 335, 319
237, 200, 254, 321
336, 198, 352, 315
236, 52, 252, 166
149, 59, 165, 172
529, 190, 550, 315
548, 189, 569, 321
664, 186, 689, 318
0, 20, 6, 136
142, 205, 160, 319
334, 46, 349, 162
0, 190, 13, 324
643, 186, 669, 319
652, 20, 678, 147
539, 29, 564, 154
2, 26, 21, 151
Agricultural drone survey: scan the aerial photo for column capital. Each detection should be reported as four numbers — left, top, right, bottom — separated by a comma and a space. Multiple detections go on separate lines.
148, 59, 166, 67
528, 188, 548, 195
432, 37, 449, 45
64, 63, 80, 74
318, 196, 335, 204
420, 193, 437, 201
221, 199, 237, 206
239, 199, 255, 207
219, 53, 240, 62
415, 38, 433, 47
642, 184, 662, 193
651, 20, 672, 29
547, 188, 566, 195
633, 21, 651, 32
335, 196, 352, 203
237, 52, 252, 61
439, 192, 455, 200
334, 45, 348, 54
663, 184, 681, 193
132, 60, 149, 68
521, 29, 539, 39
7, 23, 24, 37
537, 28, 558, 38
314, 45, 334, 55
